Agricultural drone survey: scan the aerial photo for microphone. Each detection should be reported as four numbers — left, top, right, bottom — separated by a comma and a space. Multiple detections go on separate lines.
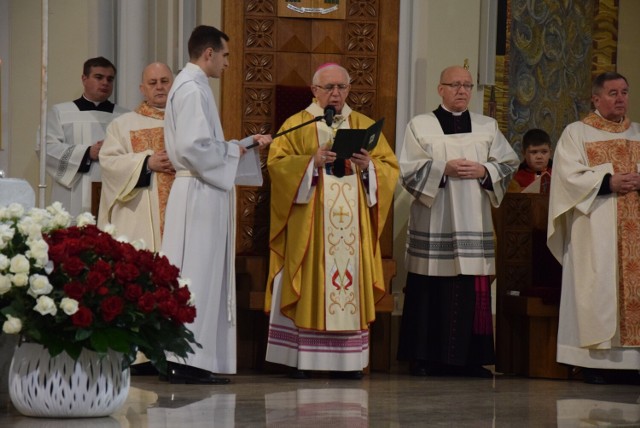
324, 105, 336, 127
246, 105, 338, 149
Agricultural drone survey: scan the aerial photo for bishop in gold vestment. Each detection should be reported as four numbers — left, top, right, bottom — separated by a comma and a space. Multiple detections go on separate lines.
265, 64, 398, 376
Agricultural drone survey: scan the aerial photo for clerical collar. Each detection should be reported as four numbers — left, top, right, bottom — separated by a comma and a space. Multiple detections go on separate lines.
440, 104, 467, 116
73, 96, 115, 113
433, 105, 471, 135
594, 109, 625, 124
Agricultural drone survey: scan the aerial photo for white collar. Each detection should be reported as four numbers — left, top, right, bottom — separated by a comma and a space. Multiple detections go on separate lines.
440, 104, 467, 117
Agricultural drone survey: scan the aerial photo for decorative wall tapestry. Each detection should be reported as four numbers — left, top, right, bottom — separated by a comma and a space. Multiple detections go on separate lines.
486, 0, 618, 156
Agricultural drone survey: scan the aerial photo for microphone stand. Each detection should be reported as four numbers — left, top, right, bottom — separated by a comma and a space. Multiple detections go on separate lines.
246, 115, 324, 150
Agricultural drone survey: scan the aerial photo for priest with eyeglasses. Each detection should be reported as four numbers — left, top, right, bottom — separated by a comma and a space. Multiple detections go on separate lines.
264, 63, 399, 380
397, 65, 519, 378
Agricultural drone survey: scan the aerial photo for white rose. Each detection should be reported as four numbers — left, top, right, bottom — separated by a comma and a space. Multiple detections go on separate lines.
102, 223, 117, 236
26, 238, 49, 268
2, 314, 22, 334
0, 207, 8, 220
17, 218, 42, 239
10, 255, 30, 274
52, 213, 71, 229
0, 254, 10, 271
33, 295, 57, 316
44, 260, 54, 275
31, 214, 53, 234
26, 208, 51, 228
47, 201, 68, 216
11, 273, 29, 287
116, 235, 130, 243
7, 203, 25, 219
27, 274, 53, 297
59, 297, 79, 316
131, 239, 147, 250
0, 223, 15, 247
187, 292, 196, 306
75, 212, 96, 227
0, 275, 12, 295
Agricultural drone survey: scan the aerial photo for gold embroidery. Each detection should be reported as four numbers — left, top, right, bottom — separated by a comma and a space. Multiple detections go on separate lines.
130, 127, 175, 237
586, 138, 640, 346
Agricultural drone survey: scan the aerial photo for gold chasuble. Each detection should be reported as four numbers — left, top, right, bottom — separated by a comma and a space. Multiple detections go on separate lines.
582, 113, 640, 347
266, 105, 398, 333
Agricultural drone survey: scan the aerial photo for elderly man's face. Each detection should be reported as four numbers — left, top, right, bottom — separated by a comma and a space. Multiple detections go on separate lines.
311, 67, 350, 114
593, 78, 629, 122
438, 67, 474, 113
140, 63, 173, 109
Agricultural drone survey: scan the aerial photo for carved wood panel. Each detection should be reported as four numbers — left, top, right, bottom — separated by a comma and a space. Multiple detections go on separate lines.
225, 0, 398, 257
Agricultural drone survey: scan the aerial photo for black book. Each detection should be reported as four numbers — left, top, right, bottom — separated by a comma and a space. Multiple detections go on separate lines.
331, 118, 385, 159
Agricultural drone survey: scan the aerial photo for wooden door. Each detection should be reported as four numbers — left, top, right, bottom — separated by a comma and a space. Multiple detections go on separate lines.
222, 0, 400, 371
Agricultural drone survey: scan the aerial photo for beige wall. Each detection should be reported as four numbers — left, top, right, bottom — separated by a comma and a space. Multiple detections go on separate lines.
198, 0, 223, 101
6, 0, 107, 203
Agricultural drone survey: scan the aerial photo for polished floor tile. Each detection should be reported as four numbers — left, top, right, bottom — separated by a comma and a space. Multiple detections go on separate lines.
1, 370, 639, 427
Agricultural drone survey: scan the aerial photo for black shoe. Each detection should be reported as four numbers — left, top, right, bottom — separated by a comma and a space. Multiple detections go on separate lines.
409, 360, 428, 377
462, 365, 494, 378
582, 368, 609, 385
165, 362, 231, 385
288, 369, 311, 379
330, 370, 364, 380
130, 361, 159, 376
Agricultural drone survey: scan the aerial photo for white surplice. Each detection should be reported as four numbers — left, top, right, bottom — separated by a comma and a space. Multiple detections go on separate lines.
43, 102, 127, 216
399, 112, 519, 276
162, 62, 261, 374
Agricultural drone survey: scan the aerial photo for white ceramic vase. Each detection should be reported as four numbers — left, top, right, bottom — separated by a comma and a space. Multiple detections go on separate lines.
8, 342, 130, 418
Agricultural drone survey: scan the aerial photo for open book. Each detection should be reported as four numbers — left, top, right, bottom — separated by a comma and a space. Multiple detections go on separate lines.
331, 118, 385, 159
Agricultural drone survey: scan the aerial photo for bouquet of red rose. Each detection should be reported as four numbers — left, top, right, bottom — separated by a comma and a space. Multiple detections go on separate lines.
0, 202, 200, 374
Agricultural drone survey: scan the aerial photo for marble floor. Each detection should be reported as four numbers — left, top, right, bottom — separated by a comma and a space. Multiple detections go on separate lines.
1, 368, 639, 427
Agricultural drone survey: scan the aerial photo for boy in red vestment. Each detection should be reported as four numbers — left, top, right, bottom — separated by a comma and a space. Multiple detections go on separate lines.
510, 128, 553, 192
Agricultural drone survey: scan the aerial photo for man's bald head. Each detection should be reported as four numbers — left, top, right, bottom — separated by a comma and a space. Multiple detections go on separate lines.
140, 62, 173, 108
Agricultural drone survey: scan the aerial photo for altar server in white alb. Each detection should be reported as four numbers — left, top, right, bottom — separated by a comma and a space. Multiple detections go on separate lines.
98, 62, 175, 252
162, 25, 272, 384
397, 65, 519, 378
548, 71, 640, 385
43, 57, 128, 216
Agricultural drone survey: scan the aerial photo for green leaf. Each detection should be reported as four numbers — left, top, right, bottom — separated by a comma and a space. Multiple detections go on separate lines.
104, 328, 131, 353
89, 330, 109, 353
46, 341, 64, 357
75, 328, 92, 342
63, 342, 83, 360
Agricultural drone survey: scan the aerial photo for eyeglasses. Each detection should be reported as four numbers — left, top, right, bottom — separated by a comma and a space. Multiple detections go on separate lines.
314, 84, 350, 93
441, 82, 474, 91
